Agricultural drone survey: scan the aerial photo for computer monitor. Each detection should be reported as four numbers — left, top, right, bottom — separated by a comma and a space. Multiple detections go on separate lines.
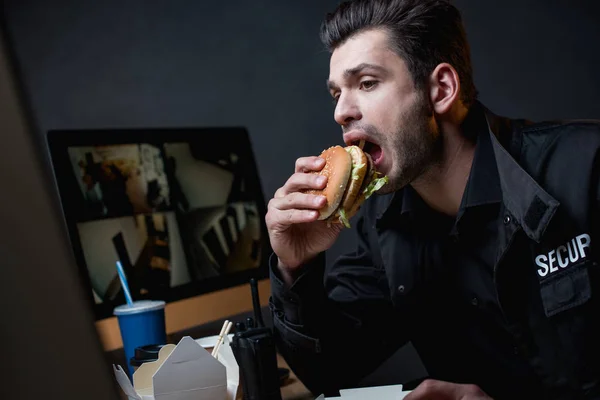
47, 127, 271, 320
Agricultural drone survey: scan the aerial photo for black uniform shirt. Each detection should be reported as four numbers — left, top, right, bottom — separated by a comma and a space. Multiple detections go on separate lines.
400, 103, 504, 321
270, 102, 600, 399
389, 104, 538, 390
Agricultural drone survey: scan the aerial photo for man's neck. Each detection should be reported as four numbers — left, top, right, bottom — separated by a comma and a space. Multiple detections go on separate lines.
411, 105, 476, 217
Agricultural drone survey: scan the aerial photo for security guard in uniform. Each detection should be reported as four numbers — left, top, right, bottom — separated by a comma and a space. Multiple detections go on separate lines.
265, 0, 600, 399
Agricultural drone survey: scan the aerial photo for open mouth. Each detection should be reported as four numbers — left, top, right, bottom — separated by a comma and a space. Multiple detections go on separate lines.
352, 140, 383, 166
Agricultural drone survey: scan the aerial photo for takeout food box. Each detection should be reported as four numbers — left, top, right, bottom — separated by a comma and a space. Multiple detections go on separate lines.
113, 335, 239, 400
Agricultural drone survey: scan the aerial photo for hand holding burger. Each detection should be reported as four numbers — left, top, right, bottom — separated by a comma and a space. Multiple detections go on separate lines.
265, 144, 388, 284
304, 144, 388, 228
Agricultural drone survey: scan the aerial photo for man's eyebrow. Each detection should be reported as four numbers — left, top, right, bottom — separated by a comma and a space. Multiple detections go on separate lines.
343, 63, 387, 79
326, 63, 387, 92
326, 79, 339, 92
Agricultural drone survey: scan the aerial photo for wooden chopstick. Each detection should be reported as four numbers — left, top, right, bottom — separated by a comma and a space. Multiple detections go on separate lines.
211, 320, 229, 357
212, 320, 233, 357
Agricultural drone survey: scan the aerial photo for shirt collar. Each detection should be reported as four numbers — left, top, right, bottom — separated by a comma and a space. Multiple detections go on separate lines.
376, 101, 560, 243
458, 102, 502, 209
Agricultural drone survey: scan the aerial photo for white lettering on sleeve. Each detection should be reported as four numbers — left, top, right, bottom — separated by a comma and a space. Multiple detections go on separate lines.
548, 250, 557, 273
536, 254, 549, 277
576, 233, 591, 259
557, 245, 569, 268
535, 233, 592, 278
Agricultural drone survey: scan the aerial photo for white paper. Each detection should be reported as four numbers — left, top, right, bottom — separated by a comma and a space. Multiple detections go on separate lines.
195, 333, 235, 349
315, 383, 411, 400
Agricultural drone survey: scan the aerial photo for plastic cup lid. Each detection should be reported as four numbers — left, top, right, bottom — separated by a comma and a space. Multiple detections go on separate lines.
130, 344, 165, 366
113, 300, 166, 316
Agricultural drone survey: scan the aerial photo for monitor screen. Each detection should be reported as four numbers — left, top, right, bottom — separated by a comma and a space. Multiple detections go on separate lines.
47, 127, 271, 320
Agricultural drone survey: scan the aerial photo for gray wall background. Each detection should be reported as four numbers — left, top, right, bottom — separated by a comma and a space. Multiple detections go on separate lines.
3, 0, 600, 388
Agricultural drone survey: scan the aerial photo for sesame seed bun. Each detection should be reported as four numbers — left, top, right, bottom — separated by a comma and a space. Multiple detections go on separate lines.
345, 152, 376, 219
326, 150, 374, 224
339, 145, 368, 211
304, 144, 386, 228
304, 145, 352, 220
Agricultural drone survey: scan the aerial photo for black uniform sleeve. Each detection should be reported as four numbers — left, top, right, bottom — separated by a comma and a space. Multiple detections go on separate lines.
269, 216, 408, 397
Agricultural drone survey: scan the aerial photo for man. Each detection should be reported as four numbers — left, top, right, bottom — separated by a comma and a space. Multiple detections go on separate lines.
265, 0, 600, 399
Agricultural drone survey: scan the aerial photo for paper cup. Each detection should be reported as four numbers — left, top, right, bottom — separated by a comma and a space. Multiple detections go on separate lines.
114, 300, 167, 378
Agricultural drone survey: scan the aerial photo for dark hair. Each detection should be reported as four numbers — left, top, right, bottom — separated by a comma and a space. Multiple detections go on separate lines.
320, 0, 478, 107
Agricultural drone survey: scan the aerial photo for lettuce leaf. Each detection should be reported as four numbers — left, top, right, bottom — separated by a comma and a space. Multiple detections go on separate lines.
346, 147, 365, 181
351, 163, 365, 180
338, 208, 351, 229
363, 175, 389, 199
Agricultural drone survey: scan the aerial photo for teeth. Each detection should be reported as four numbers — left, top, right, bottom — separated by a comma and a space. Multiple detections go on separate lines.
349, 140, 375, 152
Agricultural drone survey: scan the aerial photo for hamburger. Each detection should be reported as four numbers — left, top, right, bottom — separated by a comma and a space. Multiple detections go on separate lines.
305, 145, 388, 228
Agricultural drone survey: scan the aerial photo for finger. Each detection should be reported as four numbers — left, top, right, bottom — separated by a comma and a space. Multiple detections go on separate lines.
270, 192, 326, 211
295, 156, 325, 173
280, 172, 327, 197
266, 208, 320, 228
404, 379, 449, 400
274, 171, 326, 199
274, 187, 286, 199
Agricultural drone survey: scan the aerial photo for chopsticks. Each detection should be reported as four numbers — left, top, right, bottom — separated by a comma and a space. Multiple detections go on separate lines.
211, 320, 233, 357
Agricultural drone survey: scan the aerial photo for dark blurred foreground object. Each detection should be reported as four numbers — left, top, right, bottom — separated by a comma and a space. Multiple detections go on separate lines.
0, 24, 119, 400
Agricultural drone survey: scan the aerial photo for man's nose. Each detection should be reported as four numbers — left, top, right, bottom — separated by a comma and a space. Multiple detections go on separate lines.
334, 93, 362, 126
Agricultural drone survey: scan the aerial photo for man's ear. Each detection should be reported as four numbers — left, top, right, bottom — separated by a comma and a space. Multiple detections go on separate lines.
428, 63, 460, 115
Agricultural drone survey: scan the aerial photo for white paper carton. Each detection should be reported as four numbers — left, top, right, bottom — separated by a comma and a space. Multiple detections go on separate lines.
113, 335, 239, 400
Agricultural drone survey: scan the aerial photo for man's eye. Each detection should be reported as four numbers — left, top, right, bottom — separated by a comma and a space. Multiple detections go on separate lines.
332, 95, 340, 105
360, 80, 378, 90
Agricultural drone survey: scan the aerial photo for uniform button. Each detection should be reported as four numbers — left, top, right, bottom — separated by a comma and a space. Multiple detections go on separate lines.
471, 297, 479, 306
503, 215, 511, 224
397, 285, 405, 294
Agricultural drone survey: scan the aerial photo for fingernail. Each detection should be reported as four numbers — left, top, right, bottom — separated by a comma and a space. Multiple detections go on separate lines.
317, 176, 326, 185
314, 196, 324, 205
315, 158, 325, 166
